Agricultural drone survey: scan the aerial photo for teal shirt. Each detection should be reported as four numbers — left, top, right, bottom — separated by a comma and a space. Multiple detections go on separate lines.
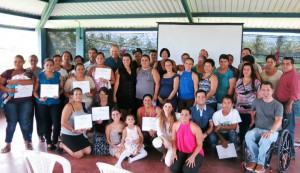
213, 68, 234, 103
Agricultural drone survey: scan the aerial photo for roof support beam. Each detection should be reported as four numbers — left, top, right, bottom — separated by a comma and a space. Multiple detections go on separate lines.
0, 8, 40, 19
193, 12, 300, 18
181, 0, 193, 23
57, 0, 139, 3
36, 0, 58, 29
49, 13, 186, 20
49, 12, 300, 21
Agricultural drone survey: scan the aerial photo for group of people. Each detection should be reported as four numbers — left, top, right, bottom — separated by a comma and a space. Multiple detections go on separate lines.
0, 45, 299, 173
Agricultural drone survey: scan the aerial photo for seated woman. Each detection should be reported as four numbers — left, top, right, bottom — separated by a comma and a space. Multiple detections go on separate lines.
92, 87, 115, 155
153, 100, 177, 166
137, 94, 161, 147
57, 87, 91, 159
170, 108, 204, 173
106, 107, 126, 158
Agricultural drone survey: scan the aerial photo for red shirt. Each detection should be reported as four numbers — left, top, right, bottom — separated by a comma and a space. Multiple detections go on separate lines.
276, 68, 300, 102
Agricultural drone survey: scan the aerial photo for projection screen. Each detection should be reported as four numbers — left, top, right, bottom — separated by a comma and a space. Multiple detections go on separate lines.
157, 23, 243, 67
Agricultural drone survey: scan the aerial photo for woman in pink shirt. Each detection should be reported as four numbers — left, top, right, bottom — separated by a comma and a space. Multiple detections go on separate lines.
170, 108, 204, 173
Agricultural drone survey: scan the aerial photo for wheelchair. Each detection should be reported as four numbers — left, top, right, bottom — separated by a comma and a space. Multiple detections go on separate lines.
241, 121, 293, 173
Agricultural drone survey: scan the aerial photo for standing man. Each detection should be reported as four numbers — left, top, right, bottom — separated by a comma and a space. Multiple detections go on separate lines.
84, 48, 97, 71
104, 44, 122, 72
276, 57, 300, 159
245, 81, 283, 172
149, 49, 157, 67
190, 90, 216, 147
199, 49, 209, 58
214, 54, 236, 110
132, 48, 143, 67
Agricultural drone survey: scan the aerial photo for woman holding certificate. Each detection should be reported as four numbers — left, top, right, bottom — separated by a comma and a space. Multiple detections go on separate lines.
33, 58, 64, 151
57, 87, 91, 158
91, 87, 115, 155
137, 94, 161, 147
86, 52, 115, 91
0, 55, 35, 153
153, 100, 177, 167
113, 53, 137, 116
64, 63, 96, 112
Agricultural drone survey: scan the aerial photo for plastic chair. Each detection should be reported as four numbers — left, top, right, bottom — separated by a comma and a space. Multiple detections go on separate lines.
24, 150, 71, 173
96, 162, 132, 173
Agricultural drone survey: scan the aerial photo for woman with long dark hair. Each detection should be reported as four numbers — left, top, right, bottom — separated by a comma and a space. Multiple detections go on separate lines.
235, 63, 261, 143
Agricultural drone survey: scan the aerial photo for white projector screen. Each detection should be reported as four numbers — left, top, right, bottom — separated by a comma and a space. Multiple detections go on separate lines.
157, 23, 243, 67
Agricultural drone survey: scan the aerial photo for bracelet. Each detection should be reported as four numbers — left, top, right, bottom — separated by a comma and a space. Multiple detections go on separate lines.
270, 130, 275, 133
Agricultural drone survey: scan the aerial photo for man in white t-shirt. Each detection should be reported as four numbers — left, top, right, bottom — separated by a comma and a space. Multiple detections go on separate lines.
212, 95, 241, 149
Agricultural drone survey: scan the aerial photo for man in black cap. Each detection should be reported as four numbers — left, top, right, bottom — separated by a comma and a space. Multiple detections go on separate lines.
132, 48, 143, 67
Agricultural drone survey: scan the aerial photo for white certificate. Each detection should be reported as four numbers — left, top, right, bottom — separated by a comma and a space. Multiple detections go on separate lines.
92, 106, 110, 121
73, 81, 90, 94
142, 117, 157, 131
216, 143, 237, 159
95, 68, 111, 80
40, 84, 59, 98
74, 114, 93, 130
14, 85, 33, 98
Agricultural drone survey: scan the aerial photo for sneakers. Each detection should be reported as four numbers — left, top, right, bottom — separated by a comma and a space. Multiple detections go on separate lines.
254, 164, 265, 173
245, 162, 256, 171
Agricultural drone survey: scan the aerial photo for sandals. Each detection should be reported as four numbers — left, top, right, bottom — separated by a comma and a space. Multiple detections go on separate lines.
47, 144, 56, 151
25, 142, 33, 150
1, 145, 11, 154
55, 141, 64, 154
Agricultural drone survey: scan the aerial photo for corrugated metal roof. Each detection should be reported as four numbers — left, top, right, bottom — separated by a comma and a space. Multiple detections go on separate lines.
44, 17, 188, 29
193, 17, 300, 29
0, 0, 46, 16
1, 0, 300, 29
188, 0, 300, 13
51, 0, 184, 16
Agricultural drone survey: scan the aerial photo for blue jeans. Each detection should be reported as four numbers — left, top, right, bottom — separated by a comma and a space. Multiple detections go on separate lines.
4, 100, 33, 143
282, 100, 300, 157
245, 127, 278, 165
214, 130, 238, 148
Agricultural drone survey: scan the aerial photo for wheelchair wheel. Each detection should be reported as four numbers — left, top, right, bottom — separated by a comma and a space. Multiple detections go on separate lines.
242, 141, 251, 163
277, 129, 292, 173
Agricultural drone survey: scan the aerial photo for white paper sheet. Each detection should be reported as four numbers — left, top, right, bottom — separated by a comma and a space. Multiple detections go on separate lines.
95, 68, 111, 80
92, 106, 110, 121
74, 114, 93, 130
14, 85, 33, 98
40, 84, 59, 98
216, 143, 237, 159
73, 81, 90, 94
142, 117, 157, 131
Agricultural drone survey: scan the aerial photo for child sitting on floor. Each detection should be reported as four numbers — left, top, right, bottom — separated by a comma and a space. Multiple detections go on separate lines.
1, 71, 33, 106
114, 114, 147, 169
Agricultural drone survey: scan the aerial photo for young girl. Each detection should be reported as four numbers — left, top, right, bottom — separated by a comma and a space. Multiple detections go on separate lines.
105, 107, 125, 158
114, 114, 147, 168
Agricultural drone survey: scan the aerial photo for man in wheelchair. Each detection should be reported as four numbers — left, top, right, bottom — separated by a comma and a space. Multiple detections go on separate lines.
245, 81, 283, 173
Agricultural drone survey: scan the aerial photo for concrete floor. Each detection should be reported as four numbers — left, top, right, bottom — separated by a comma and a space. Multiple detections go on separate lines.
0, 109, 299, 173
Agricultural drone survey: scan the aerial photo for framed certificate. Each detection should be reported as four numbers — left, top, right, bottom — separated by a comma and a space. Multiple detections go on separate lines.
95, 68, 111, 80
74, 114, 93, 130
142, 117, 157, 131
14, 85, 33, 98
73, 81, 90, 94
40, 84, 59, 98
92, 106, 110, 121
